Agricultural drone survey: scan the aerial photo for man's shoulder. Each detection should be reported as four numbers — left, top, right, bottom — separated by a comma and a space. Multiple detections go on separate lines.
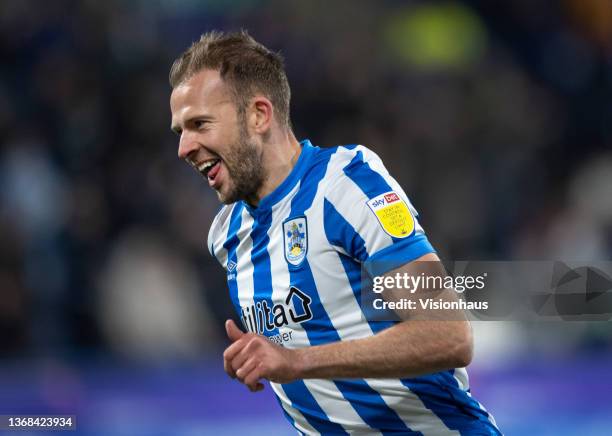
312, 143, 379, 161
210, 203, 239, 233
307, 143, 384, 189
306, 142, 378, 172
207, 203, 238, 256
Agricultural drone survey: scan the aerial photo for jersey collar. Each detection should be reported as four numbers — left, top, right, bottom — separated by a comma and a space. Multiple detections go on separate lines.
243, 139, 315, 215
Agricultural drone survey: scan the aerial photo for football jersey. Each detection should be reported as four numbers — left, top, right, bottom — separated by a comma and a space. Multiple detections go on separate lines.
208, 140, 500, 435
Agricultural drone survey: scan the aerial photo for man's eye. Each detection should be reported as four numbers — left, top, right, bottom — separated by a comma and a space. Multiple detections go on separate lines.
195, 120, 208, 129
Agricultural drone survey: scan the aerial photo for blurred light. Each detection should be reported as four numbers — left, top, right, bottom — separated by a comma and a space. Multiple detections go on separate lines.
384, 2, 487, 70
565, 0, 612, 51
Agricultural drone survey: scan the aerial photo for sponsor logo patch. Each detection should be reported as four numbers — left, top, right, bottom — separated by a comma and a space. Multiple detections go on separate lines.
367, 191, 415, 238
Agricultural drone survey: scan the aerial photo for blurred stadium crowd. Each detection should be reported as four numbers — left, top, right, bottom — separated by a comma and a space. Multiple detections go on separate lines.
0, 0, 611, 363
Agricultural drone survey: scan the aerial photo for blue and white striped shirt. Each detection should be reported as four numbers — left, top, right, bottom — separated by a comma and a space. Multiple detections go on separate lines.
209, 140, 500, 435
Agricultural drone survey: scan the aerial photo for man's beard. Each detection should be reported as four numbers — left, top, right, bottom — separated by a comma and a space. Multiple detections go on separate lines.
218, 127, 265, 205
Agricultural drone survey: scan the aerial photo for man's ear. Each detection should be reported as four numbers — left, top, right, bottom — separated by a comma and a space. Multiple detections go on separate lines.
248, 96, 273, 134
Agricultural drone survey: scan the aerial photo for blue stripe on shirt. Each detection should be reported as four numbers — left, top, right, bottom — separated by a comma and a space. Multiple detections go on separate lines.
339, 149, 501, 433
400, 372, 502, 435
287, 147, 343, 346
342, 150, 390, 204
323, 198, 370, 262
365, 234, 435, 277
282, 380, 348, 435
249, 207, 280, 336
340, 150, 436, 275
223, 203, 244, 318
323, 198, 396, 334
272, 388, 301, 435
334, 379, 422, 436
285, 147, 416, 433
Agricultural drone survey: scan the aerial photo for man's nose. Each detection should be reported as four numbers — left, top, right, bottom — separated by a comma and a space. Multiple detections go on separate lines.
177, 131, 199, 160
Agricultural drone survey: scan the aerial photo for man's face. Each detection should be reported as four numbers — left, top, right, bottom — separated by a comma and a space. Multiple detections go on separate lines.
170, 69, 264, 204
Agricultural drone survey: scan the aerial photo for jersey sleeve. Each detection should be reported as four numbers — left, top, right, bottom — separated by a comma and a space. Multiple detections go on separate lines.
323, 145, 435, 277
207, 204, 232, 268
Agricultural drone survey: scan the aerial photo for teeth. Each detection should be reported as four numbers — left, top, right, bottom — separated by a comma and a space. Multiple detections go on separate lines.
197, 159, 219, 173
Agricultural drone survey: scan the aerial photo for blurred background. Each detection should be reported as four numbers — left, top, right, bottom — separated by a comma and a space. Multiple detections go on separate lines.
1, 0, 611, 434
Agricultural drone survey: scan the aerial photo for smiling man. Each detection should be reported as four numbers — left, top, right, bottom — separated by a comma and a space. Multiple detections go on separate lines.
169, 31, 501, 435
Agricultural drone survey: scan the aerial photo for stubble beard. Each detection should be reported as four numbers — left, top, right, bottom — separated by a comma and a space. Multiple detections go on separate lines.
217, 123, 265, 205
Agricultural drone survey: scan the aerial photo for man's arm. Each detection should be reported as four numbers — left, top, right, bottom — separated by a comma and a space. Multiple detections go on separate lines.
224, 252, 473, 391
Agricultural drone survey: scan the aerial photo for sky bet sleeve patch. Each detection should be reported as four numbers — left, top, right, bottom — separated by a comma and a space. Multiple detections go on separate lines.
366, 191, 415, 238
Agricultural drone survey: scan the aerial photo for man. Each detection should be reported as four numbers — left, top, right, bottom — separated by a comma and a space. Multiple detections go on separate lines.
169, 30, 501, 435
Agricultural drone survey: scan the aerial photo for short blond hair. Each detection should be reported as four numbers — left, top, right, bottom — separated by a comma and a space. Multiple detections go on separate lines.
169, 30, 291, 129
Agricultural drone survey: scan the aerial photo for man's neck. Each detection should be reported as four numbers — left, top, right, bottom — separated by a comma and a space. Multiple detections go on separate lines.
245, 131, 302, 207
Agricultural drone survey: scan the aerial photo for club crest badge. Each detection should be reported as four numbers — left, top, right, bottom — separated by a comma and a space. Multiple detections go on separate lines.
283, 216, 308, 267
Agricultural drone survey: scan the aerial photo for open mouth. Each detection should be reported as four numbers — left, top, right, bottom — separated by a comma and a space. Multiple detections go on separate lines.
195, 158, 222, 183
